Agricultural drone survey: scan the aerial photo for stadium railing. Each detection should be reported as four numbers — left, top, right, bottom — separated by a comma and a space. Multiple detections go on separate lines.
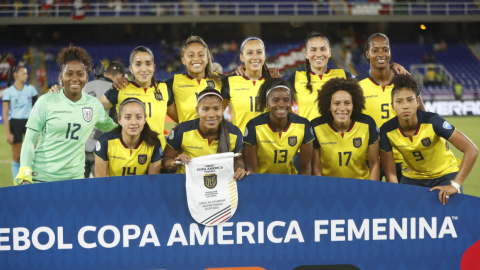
0, 2, 479, 18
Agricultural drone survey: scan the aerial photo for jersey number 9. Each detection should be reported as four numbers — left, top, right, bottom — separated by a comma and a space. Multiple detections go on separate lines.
412, 151, 424, 161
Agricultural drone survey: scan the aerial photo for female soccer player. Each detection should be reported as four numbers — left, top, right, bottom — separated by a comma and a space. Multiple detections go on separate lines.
15, 45, 117, 184
2, 65, 38, 180
243, 78, 314, 175
163, 88, 248, 180
100, 46, 175, 149
380, 75, 478, 204
311, 78, 380, 180
94, 98, 162, 176
221, 36, 271, 135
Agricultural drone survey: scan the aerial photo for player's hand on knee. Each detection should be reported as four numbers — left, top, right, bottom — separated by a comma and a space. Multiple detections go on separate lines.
14, 166, 33, 186
430, 185, 457, 205
48, 84, 62, 94
112, 77, 130, 90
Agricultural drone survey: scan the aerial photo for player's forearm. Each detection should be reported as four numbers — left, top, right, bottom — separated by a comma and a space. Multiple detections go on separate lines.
148, 161, 162, 175
20, 128, 40, 167
380, 151, 398, 183
163, 156, 176, 171
2, 104, 10, 135
369, 159, 380, 181
96, 111, 118, 132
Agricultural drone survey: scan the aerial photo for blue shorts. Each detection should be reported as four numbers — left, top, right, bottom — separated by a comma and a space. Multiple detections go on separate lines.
400, 172, 458, 189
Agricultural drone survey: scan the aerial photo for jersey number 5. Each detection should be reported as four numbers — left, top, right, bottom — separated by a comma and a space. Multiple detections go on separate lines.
66, 123, 81, 140
381, 104, 389, 119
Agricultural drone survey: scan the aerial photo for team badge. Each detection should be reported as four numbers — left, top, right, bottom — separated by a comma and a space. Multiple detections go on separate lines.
353, 137, 362, 148
138, 155, 147, 165
376, 125, 380, 133
310, 127, 314, 136
168, 130, 174, 140
288, 136, 297, 147
207, 80, 215, 88
82, 107, 93, 122
96, 141, 101, 151
204, 174, 217, 189
154, 92, 163, 101
443, 121, 452, 129
244, 127, 248, 137
421, 137, 431, 147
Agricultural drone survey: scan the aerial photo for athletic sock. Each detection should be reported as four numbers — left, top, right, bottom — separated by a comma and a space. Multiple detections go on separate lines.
12, 162, 20, 180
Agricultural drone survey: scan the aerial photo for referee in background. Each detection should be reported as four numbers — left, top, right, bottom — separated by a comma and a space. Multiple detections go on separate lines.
83, 61, 126, 178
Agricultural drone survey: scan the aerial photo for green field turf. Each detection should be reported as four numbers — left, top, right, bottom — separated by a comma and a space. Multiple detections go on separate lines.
1, 117, 479, 198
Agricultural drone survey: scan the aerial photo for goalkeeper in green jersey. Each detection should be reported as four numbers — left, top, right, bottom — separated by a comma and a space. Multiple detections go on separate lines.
14, 45, 117, 184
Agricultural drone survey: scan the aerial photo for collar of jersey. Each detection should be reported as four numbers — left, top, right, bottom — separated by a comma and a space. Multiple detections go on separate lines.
195, 118, 219, 141
185, 73, 207, 80
327, 120, 355, 133
241, 75, 264, 81
309, 68, 331, 76
131, 81, 154, 89
61, 89, 84, 103
119, 135, 143, 149
397, 114, 421, 138
368, 69, 394, 87
266, 112, 292, 133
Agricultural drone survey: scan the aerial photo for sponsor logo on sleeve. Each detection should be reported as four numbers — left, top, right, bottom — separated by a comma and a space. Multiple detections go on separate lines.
96, 141, 101, 151
244, 127, 248, 137
168, 130, 174, 140
376, 125, 380, 133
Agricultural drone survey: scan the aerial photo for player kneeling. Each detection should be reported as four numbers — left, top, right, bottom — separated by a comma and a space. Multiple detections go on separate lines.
311, 78, 380, 180
243, 78, 314, 175
94, 98, 162, 176
380, 75, 478, 204
163, 88, 248, 181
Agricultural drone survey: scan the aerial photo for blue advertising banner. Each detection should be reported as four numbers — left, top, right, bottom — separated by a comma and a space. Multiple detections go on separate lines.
0, 174, 479, 270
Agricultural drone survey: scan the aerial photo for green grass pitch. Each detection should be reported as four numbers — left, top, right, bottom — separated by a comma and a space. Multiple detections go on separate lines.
1, 118, 479, 198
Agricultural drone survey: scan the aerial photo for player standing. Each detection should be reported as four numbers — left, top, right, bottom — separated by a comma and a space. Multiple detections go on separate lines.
2, 65, 38, 180
311, 78, 380, 180
163, 88, 248, 180
221, 36, 271, 135
94, 98, 162, 176
14, 45, 117, 184
243, 79, 314, 175
380, 75, 478, 204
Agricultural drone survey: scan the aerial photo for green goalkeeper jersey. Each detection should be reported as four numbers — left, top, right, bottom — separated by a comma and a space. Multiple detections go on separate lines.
26, 90, 117, 181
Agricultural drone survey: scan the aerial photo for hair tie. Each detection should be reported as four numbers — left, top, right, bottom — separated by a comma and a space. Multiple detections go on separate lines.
241, 37, 264, 50
266, 85, 291, 98
197, 92, 223, 103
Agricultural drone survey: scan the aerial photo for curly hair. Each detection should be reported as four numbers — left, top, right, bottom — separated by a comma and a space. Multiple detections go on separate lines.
391, 74, 420, 101
180, 36, 221, 85
256, 78, 296, 113
364, 33, 390, 64
317, 78, 365, 122
304, 31, 331, 93
57, 44, 92, 73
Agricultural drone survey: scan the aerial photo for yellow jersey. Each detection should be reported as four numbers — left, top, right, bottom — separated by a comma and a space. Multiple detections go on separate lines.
312, 114, 379, 179
94, 131, 163, 176
379, 110, 459, 180
244, 112, 315, 174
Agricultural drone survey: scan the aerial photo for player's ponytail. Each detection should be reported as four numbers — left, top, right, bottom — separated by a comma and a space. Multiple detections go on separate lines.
6, 66, 21, 87
113, 97, 160, 147
365, 33, 390, 64
256, 78, 296, 113
180, 36, 221, 85
197, 87, 230, 153
240, 36, 271, 79
129, 46, 163, 100
304, 31, 330, 94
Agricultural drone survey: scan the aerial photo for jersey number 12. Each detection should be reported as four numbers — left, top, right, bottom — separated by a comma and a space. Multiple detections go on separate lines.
65, 123, 81, 140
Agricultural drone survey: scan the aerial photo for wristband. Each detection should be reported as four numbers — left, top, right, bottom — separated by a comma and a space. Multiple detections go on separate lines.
451, 181, 461, 194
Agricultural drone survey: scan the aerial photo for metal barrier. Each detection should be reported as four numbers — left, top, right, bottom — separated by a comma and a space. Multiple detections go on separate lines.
0, 2, 479, 18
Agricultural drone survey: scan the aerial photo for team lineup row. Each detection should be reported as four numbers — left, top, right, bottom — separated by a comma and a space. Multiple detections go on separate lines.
8, 32, 478, 206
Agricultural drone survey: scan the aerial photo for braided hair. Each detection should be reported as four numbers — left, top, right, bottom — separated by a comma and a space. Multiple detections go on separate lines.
304, 31, 330, 93
129, 46, 163, 100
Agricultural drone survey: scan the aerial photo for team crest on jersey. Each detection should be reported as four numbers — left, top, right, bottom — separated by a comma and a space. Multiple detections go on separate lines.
154, 92, 163, 101
421, 137, 431, 147
353, 137, 362, 148
82, 107, 93, 122
204, 174, 217, 189
207, 80, 215, 89
138, 155, 147, 165
288, 136, 297, 147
